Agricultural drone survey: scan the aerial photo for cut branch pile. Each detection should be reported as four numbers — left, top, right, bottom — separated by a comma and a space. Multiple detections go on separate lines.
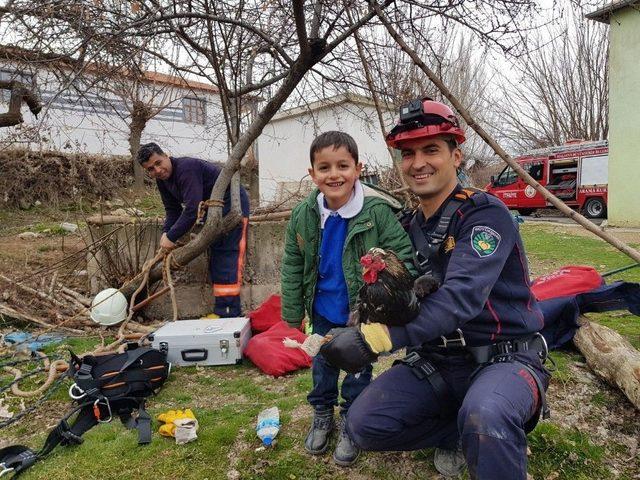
0, 273, 92, 333
0, 149, 133, 208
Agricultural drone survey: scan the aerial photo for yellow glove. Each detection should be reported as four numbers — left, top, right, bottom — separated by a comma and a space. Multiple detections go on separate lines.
360, 323, 392, 354
157, 409, 197, 437
157, 409, 178, 424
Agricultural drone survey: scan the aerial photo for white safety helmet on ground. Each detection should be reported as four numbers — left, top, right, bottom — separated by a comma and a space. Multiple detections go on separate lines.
90, 288, 128, 326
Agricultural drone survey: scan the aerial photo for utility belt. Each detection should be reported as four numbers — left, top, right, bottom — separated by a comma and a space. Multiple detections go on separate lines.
396, 331, 550, 423
421, 329, 549, 365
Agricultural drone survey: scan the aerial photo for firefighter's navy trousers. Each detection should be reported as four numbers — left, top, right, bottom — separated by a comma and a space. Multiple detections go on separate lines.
346, 349, 550, 480
209, 217, 248, 317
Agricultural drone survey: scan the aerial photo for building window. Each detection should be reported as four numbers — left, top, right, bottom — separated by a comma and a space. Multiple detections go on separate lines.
0, 70, 36, 103
182, 97, 206, 124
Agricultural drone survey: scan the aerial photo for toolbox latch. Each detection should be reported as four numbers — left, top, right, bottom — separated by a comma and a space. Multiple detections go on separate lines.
220, 340, 229, 359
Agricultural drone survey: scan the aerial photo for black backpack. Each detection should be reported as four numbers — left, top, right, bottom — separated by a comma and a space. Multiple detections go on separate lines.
0, 345, 170, 478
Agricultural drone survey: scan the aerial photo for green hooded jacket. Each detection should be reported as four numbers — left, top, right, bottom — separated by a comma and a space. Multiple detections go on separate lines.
280, 183, 417, 328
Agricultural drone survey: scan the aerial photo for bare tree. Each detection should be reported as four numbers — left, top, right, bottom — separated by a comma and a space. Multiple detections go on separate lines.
0, 0, 546, 297
498, 4, 609, 150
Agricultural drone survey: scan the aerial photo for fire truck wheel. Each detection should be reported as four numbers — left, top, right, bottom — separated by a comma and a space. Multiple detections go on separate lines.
517, 208, 536, 216
584, 197, 606, 218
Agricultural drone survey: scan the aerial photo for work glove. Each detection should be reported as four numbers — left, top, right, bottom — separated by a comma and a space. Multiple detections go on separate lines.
157, 409, 198, 442
319, 323, 391, 374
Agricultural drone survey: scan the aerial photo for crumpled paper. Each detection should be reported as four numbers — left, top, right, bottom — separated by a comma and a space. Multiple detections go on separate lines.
174, 417, 199, 445
282, 333, 328, 357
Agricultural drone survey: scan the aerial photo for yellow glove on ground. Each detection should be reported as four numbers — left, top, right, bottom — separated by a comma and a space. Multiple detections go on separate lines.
157, 409, 196, 437
360, 323, 392, 354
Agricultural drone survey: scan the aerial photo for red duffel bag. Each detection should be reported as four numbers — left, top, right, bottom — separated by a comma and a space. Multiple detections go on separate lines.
244, 321, 312, 377
247, 294, 282, 334
531, 265, 604, 301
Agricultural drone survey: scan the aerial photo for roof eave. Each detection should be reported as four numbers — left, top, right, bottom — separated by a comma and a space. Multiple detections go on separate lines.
585, 0, 639, 24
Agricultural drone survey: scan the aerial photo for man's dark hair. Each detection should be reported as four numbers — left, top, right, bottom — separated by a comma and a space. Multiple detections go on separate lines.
137, 142, 164, 165
309, 131, 359, 165
444, 136, 458, 152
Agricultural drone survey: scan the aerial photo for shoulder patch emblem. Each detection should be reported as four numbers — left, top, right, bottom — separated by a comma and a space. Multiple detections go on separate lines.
471, 226, 501, 257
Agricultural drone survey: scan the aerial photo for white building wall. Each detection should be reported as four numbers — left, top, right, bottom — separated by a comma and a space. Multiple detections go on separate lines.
0, 66, 230, 162
257, 102, 395, 206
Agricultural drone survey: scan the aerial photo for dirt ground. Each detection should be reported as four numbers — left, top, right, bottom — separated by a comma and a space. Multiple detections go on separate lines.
1, 213, 639, 479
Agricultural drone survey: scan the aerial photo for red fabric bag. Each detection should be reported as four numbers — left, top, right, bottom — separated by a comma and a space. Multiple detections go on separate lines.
247, 294, 282, 333
531, 265, 604, 301
244, 321, 312, 377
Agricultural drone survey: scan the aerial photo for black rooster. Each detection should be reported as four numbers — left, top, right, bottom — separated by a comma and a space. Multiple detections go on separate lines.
348, 247, 439, 327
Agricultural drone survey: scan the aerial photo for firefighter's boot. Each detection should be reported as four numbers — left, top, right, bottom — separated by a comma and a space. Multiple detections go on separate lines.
304, 408, 335, 455
434, 445, 467, 477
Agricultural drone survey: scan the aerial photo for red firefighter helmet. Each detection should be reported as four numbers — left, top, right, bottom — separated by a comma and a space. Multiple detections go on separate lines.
386, 97, 466, 148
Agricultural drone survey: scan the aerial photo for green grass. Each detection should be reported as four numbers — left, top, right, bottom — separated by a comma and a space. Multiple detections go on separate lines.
521, 224, 640, 348
2, 223, 640, 479
521, 224, 640, 283
529, 423, 610, 480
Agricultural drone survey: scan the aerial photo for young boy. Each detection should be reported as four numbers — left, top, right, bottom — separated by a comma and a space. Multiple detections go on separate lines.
281, 131, 416, 466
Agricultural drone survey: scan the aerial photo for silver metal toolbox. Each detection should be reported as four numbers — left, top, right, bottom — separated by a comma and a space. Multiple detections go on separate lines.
149, 318, 251, 367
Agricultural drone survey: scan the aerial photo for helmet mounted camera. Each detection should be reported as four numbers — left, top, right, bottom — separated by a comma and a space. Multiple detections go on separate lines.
386, 96, 466, 148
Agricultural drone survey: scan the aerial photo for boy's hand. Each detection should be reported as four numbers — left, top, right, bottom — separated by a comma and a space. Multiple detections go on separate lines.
319, 324, 391, 373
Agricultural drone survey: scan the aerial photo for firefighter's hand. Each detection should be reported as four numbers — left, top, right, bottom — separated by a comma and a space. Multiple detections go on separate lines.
320, 324, 390, 374
160, 233, 176, 251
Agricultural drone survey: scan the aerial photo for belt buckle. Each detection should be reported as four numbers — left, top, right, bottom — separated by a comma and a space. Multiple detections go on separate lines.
440, 328, 466, 348
402, 351, 422, 366
534, 332, 549, 363
497, 341, 513, 355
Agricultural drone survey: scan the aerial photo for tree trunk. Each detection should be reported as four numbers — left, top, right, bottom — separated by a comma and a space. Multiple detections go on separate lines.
241, 145, 260, 207
129, 101, 150, 190
0, 80, 42, 127
573, 318, 640, 410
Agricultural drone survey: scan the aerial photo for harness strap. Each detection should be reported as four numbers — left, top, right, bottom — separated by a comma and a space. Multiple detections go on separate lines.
0, 445, 38, 478
409, 190, 474, 279
394, 351, 457, 417
119, 401, 152, 445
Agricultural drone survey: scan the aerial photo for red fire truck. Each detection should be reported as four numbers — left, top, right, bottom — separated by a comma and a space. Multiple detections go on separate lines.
486, 140, 608, 218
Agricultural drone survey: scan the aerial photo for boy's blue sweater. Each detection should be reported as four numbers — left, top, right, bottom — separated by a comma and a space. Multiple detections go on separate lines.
313, 213, 350, 325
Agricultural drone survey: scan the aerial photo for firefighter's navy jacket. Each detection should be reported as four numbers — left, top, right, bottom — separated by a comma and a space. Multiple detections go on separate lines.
157, 156, 250, 243
389, 185, 544, 349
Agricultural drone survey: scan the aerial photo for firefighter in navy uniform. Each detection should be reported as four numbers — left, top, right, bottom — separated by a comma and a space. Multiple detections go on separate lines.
137, 143, 250, 318
320, 98, 551, 479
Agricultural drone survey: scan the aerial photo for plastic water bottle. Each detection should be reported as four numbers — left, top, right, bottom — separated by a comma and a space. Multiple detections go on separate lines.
256, 406, 280, 446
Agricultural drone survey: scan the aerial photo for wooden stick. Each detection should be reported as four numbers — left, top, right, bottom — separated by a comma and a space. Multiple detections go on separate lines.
131, 286, 171, 312
250, 211, 292, 222
61, 287, 92, 307
59, 291, 89, 312
48, 272, 58, 297
86, 215, 161, 226
373, 3, 640, 265
0, 303, 84, 334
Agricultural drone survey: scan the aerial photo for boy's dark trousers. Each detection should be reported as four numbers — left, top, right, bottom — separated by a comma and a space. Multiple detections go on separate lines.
307, 314, 373, 414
